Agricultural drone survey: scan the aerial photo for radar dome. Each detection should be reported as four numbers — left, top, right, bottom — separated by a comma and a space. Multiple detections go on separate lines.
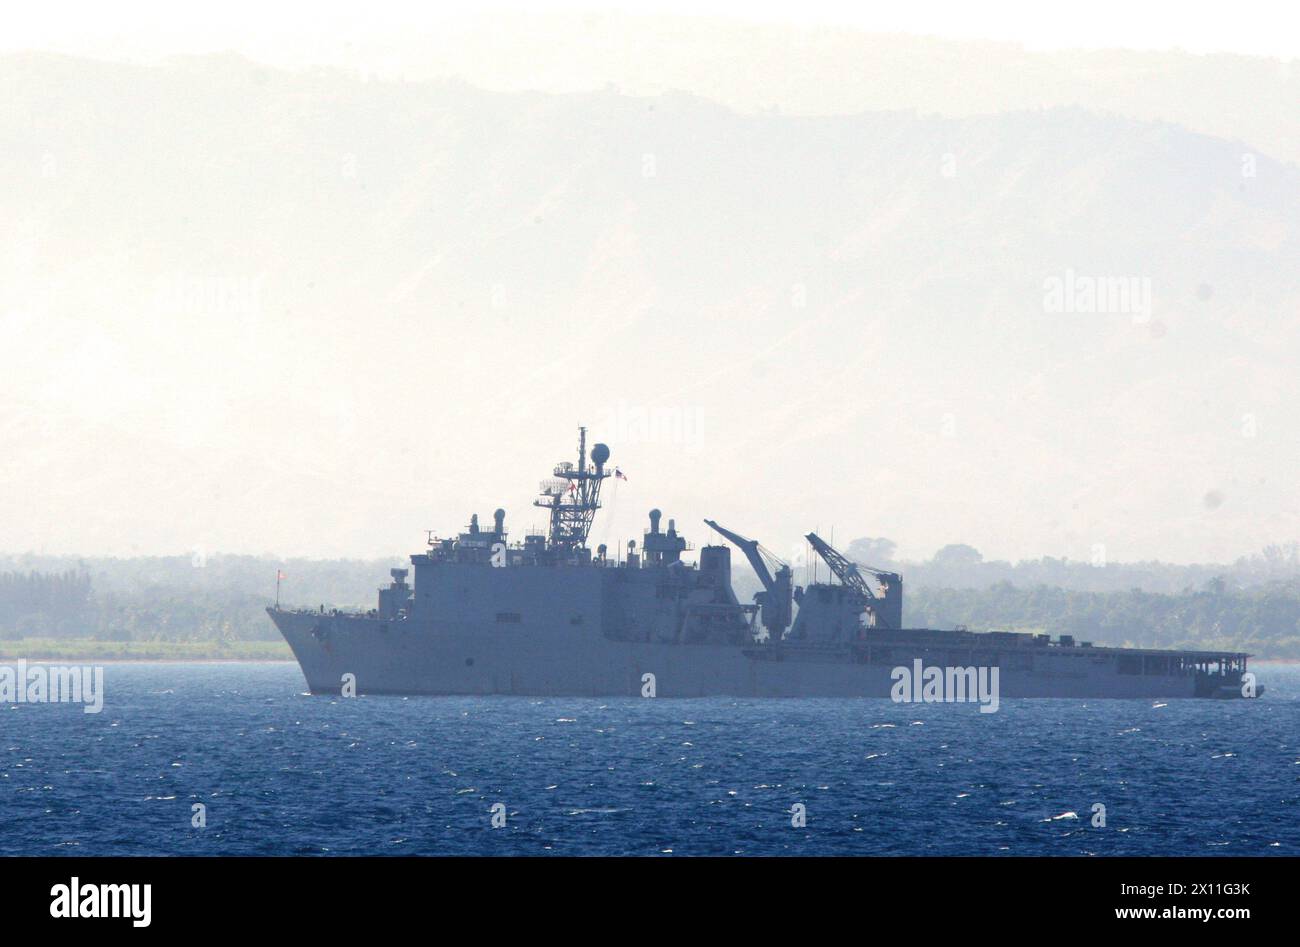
591, 443, 610, 466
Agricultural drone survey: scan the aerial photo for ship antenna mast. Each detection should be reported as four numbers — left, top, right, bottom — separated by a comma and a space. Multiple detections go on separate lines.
534, 426, 611, 553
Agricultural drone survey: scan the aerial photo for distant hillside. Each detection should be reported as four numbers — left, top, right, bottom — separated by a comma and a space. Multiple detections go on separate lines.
2, 53, 1299, 565
204, 15, 1300, 166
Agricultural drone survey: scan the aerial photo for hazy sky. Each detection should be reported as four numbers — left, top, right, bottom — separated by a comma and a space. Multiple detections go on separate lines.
5, 0, 1299, 61
4, 5, 1298, 564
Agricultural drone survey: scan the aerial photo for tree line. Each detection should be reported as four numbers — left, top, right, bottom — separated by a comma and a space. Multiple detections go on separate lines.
2, 552, 1300, 658
906, 580, 1300, 658
0, 570, 94, 638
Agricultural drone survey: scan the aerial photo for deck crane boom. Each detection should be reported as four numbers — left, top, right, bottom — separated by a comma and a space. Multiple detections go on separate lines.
805, 532, 903, 629
703, 519, 793, 642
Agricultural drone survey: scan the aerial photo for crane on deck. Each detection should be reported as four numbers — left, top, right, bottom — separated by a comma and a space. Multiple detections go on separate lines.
805, 532, 903, 629
703, 519, 793, 642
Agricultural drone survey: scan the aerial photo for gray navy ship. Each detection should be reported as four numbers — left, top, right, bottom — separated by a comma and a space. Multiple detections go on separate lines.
269, 430, 1260, 700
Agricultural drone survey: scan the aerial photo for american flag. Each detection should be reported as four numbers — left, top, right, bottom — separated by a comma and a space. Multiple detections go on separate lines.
614, 468, 628, 481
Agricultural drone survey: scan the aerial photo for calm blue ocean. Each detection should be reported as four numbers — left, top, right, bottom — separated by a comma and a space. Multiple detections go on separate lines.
1, 662, 1296, 856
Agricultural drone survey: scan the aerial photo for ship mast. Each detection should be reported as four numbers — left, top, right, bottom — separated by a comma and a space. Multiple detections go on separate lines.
534, 427, 611, 552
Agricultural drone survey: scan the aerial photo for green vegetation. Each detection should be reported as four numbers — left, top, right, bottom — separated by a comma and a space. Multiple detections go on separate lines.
906, 581, 1300, 659
3, 551, 1300, 660
0, 557, 387, 658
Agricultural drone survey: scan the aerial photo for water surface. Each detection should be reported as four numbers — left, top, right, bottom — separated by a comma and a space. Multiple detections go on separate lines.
2, 662, 1295, 855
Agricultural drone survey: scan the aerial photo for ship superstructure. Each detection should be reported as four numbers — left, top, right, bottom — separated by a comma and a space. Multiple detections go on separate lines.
269, 430, 1259, 699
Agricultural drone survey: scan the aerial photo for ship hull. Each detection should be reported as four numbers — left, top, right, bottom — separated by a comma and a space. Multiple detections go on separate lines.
269, 608, 1227, 699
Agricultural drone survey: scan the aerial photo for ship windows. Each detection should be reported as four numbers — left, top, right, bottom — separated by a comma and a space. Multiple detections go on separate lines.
496, 612, 522, 624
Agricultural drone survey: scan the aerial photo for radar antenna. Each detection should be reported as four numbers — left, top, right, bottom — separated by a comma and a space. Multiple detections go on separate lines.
535, 427, 611, 552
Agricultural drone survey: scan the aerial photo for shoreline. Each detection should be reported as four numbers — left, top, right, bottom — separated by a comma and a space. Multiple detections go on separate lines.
0, 639, 294, 663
